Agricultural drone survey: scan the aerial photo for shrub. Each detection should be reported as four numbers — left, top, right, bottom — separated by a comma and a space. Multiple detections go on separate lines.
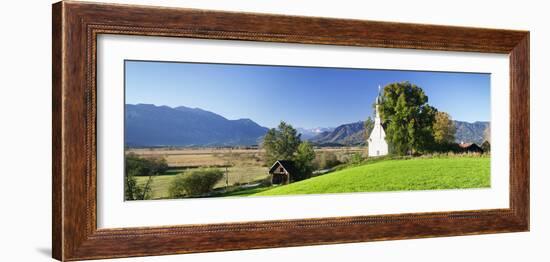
169, 168, 224, 198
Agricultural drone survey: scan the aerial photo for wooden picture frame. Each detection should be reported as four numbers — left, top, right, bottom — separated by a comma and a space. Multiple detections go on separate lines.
52, 1, 529, 261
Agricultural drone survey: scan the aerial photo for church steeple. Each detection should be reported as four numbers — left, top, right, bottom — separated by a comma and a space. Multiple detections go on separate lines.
368, 84, 389, 157
375, 85, 381, 123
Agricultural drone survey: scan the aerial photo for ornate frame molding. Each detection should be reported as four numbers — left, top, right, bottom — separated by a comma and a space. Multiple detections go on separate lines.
53, 1, 529, 261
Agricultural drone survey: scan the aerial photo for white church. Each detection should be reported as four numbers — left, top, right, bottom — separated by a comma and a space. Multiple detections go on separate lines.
368, 86, 389, 157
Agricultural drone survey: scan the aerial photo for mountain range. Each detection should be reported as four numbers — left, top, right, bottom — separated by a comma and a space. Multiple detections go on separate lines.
308, 121, 366, 146
453, 121, 490, 145
125, 104, 268, 147
125, 104, 489, 147
297, 127, 335, 140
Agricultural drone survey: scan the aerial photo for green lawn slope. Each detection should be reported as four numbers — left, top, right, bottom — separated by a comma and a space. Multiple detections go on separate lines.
253, 156, 490, 196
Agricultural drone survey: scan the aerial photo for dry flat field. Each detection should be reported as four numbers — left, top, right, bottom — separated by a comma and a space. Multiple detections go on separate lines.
128, 147, 365, 199
128, 147, 365, 168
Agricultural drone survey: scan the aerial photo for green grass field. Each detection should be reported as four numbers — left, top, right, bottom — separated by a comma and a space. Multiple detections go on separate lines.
251, 156, 490, 196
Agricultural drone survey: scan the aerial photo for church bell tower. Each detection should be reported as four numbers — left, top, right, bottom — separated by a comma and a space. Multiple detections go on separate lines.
368, 85, 389, 157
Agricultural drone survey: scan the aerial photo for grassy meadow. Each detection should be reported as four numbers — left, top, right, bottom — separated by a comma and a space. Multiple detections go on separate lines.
251, 156, 490, 196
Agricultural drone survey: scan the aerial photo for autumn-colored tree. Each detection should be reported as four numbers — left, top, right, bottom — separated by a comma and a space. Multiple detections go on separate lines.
433, 111, 456, 144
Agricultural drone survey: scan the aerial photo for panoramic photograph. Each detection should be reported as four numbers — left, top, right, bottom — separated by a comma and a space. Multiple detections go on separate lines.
124, 60, 491, 201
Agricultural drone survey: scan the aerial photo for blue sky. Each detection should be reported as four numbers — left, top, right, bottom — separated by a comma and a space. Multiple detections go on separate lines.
125, 60, 490, 129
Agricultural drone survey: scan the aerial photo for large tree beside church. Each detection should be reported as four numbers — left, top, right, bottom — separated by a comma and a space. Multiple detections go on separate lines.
378, 81, 437, 155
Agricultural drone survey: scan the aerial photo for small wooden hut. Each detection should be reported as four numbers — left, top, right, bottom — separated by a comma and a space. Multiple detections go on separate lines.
268, 160, 297, 185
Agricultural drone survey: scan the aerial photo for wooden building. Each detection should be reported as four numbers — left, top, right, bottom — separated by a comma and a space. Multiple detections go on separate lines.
458, 142, 484, 153
268, 160, 297, 185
